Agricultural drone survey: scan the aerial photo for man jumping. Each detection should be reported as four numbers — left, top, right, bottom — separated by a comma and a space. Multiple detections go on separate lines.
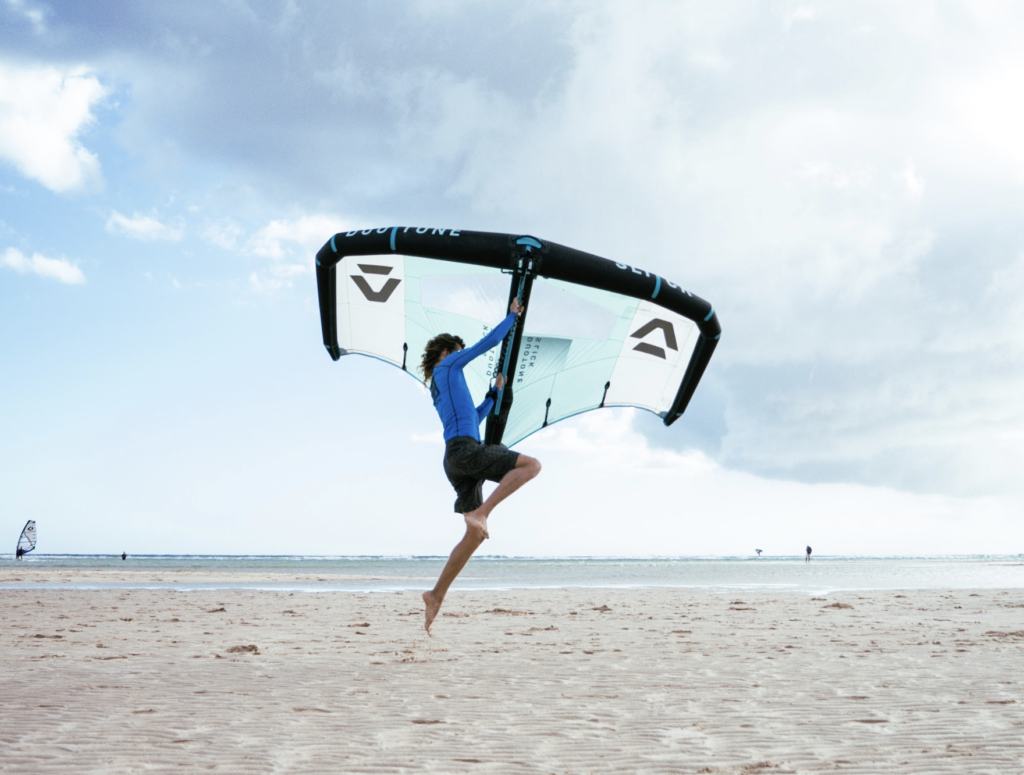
419, 298, 541, 633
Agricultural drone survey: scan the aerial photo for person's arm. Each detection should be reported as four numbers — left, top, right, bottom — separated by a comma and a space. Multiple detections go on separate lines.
475, 393, 495, 423
474, 374, 504, 423
443, 310, 517, 370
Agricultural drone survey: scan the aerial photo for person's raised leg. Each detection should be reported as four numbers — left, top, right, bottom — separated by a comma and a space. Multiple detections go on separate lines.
423, 455, 540, 633
463, 454, 541, 537
422, 516, 487, 634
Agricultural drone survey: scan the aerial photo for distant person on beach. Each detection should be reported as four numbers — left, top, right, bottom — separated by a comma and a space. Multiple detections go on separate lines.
806, 546, 812, 563
121, 552, 127, 561
419, 298, 541, 633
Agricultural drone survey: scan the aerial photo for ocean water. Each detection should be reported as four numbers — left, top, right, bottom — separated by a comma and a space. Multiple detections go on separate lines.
3, 554, 1024, 595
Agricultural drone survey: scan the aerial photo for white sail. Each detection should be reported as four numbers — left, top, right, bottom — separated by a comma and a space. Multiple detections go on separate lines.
317, 228, 721, 447
332, 255, 700, 446
16, 520, 36, 556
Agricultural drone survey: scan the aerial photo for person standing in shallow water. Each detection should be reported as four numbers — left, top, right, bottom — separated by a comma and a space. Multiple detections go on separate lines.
419, 298, 542, 633
806, 545, 812, 563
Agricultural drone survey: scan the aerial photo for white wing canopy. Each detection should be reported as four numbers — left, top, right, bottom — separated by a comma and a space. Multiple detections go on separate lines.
335, 254, 700, 446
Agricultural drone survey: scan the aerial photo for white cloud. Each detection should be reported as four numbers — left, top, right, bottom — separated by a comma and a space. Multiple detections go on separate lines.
0, 61, 104, 192
504, 408, 1024, 556
270, 262, 310, 278
201, 218, 243, 250
7, 1, 1022, 504
247, 271, 289, 294
1, 246, 85, 284
895, 162, 926, 201
5, 0, 47, 34
245, 214, 350, 260
105, 211, 184, 242
404, 1, 1024, 500
947, 54, 1024, 179
247, 261, 315, 293
788, 6, 816, 27
983, 251, 1024, 354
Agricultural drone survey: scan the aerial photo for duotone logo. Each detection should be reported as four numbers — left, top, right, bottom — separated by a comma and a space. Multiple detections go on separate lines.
351, 264, 400, 302
629, 318, 677, 359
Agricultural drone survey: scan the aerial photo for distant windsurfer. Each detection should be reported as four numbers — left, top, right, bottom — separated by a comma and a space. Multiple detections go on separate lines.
419, 298, 541, 633
122, 552, 127, 561
15, 520, 36, 559
806, 545, 812, 563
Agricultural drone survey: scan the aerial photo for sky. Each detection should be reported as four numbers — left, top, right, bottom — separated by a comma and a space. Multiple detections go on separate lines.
2, 0, 1023, 557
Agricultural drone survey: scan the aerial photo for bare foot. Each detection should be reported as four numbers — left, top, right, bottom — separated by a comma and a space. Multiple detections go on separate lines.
464, 511, 489, 540
422, 590, 442, 635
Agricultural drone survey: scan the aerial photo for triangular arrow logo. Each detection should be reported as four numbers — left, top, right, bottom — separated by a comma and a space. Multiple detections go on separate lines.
629, 318, 677, 359
351, 263, 401, 302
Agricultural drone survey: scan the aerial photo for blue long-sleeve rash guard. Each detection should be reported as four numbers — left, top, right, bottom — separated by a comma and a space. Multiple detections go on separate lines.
430, 312, 517, 442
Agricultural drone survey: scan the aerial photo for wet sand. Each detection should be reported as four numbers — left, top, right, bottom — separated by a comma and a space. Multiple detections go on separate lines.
1, 574, 1023, 773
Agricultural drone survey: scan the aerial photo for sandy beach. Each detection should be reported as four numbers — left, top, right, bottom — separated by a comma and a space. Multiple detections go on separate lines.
2, 572, 1023, 773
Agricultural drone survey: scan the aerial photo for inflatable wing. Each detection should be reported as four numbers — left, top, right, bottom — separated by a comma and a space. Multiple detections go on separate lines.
315, 228, 721, 447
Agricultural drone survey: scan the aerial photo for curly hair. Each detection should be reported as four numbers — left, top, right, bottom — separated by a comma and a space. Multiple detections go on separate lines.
421, 333, 466, 384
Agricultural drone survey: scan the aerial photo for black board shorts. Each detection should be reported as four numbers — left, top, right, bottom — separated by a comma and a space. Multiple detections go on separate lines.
443, 436, 520, 513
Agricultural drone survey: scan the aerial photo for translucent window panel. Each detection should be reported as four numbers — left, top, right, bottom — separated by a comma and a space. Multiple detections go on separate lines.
502, 277, 699, 446
405, 257, 508, 395
417, 265, 509, 325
